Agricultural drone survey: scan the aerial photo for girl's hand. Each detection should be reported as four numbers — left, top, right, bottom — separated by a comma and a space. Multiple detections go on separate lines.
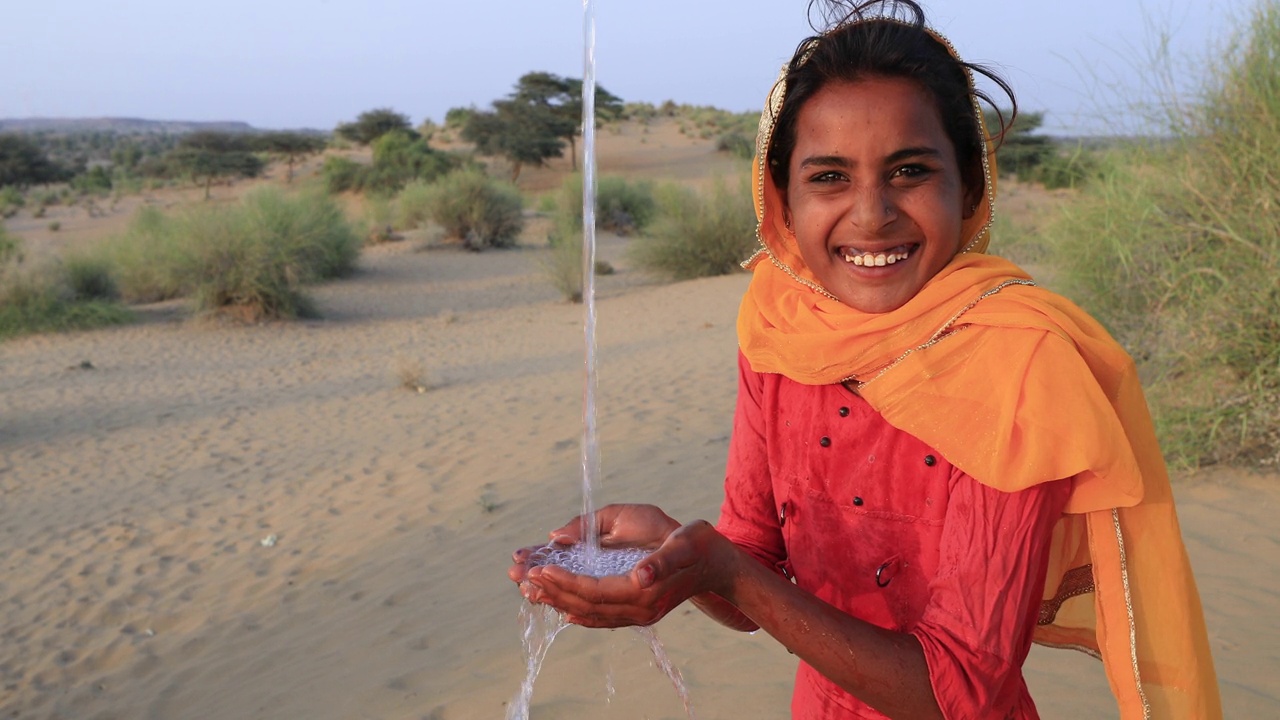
508, 504, 680, 586
519, 518, 731, 628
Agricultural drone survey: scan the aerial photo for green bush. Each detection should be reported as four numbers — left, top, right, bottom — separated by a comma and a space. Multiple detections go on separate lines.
323, 156, 365, 194
97, 206, 190, 302
393, 179, 435, 230
716, 131, 755, 160
0, 231, 131, 339
550, 174, 656, 244
629, 178, 755, 280
1033, 146, 1101, 190
418, 169, 524, 249
1044, 2, 1280, 465
99, 189, 360, 319
63, 255, 119, 301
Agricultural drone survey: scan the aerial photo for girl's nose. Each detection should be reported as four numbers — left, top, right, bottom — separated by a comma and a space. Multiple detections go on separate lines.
849, 185, 897, 232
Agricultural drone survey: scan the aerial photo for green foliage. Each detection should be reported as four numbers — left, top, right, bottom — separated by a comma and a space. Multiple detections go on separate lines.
444, 107, 476, 130
71, 165, 113, 194
415, 169, 524, 249
550, 174, 656, 244
62, 255, 119, 301
0, 230, 131, 339
0, 134, 69, 187
540, 235, 586, 303
0, 185, 22, 217
254, 132, 328, 182
165, 131, 265, 198
393, 180, 435, 230
1034, 146, 1102, 190
629, 179, 755, 280
365, 130, 454, 193
99, 190, 360, 319
322, 156, 364, 194
1045, 2, 1280, 465
985, 109, 1054, 179
716, 131, 755, 160
463, 71, 625, 179
97, 206, 189, 302
336, 108, 415, 146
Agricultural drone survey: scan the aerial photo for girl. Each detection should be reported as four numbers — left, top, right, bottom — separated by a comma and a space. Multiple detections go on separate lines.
510, 2, 1221, 717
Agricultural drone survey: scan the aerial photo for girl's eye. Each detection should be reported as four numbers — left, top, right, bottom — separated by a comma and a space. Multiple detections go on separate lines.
892, 164, 932, 180
809, 171, 846, 183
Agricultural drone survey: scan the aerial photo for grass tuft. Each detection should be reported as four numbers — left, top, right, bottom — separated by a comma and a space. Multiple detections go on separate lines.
629, 178, 755, 281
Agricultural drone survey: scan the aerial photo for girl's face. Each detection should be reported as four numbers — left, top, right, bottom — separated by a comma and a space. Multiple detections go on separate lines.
782, 76, 978, 314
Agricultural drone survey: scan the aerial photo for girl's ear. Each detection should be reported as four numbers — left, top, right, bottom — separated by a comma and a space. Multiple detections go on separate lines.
779, 188, 793, 229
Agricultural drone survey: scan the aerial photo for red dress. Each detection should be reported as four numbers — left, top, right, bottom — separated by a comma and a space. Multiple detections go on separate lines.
716, 352, 1070, 719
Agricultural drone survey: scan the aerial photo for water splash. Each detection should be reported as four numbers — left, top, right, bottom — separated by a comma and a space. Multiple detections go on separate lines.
507, 0, 694, 716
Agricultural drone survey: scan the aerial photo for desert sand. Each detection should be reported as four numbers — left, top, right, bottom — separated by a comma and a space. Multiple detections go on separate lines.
2, 122, 1277, 719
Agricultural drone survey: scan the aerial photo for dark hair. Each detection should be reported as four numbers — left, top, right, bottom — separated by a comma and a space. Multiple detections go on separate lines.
767, 0, 1016, 194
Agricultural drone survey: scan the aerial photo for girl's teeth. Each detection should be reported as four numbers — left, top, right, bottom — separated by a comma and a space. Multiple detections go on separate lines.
845, 250, 910, 267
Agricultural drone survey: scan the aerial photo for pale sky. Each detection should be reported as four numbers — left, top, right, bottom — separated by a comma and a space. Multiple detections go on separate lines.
0, 0, 1248, 135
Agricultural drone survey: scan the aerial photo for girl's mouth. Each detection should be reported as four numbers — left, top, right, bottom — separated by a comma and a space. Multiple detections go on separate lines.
839, 244, 917, 267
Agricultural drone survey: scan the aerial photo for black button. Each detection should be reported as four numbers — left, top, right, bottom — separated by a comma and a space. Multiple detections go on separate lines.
819, 436, 831, 447
924, 455, 937, 466
838, 407, 850, 417
852, 496, 864, 506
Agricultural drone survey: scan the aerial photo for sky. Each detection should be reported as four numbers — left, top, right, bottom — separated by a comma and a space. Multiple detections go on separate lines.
0, 0, 1250, 136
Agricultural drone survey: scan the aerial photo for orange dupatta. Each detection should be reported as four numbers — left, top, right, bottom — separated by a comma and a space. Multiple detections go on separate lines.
736, 23, 1221, 720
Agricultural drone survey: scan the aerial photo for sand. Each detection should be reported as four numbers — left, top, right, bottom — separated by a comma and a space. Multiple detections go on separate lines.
2, 122, 1277, 719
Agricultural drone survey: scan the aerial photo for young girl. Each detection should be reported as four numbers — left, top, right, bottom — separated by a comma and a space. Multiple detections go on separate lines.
510, 2, 1221, 717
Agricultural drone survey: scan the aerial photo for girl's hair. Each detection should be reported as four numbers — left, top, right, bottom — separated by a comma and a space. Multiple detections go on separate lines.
767, 0, 1017, 193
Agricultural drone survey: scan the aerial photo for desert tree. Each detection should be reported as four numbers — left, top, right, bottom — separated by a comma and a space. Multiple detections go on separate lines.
985, 109, 1054, 179
0, 134, 69, 187
254, 132, 328, 183
166, 131, 265, 199
462, 100, 569, 182
335, 108, 415, 146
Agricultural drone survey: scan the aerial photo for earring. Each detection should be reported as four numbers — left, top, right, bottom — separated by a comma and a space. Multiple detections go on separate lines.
784, 216, 792, 230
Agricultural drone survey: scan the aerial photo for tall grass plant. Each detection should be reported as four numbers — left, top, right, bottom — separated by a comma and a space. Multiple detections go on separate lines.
1044, 1, 1280, 465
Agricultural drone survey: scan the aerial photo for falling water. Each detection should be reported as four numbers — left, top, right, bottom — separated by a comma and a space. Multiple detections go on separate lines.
507, 1, 693, 717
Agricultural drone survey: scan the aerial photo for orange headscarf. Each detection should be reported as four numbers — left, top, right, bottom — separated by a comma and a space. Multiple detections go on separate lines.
737, 19, 1221, 720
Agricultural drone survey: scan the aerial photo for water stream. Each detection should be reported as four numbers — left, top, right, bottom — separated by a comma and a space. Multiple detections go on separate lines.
506, 1, 693, 717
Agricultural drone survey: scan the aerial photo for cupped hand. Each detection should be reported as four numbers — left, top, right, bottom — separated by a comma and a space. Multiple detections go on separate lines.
520, 518, 731, 628
508, 504, 680, 586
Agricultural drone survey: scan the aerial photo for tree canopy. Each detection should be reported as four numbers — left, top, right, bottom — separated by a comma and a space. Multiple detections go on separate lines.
254, 132, 328, 183
986, 109, 1054, 178
0, 134, 69, 187
335, 109, 415, 146
462, 72, 624, 180
166, 131, 265, 198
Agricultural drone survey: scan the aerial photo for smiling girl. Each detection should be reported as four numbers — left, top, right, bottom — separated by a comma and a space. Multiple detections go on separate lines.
509, 2, 1221, 718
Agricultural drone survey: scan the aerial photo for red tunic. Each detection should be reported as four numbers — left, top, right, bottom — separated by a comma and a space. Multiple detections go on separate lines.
717, 352, 1070, 719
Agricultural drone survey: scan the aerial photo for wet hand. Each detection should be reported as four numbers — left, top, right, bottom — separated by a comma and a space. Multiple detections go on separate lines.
522, 519, 730, 628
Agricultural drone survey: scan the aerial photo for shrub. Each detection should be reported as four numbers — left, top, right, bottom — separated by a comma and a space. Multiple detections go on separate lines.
716, 131, 755, 160
1044, 2, 1280, 465
418, 169, 524, 249
394, 180, 435, 230
99, 189, 360, 319
540, 235, 585, 302
97, 206, 190, 302
0, 231, 131, 339
323, 156, 366, 194
1033, 146, 1101, 190
550, 174, 656, 244
63, 255, 119, 301
629, 179, 755, 280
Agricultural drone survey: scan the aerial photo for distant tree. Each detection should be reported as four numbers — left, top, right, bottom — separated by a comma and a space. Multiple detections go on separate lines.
444, 107, 475, 131
463, 100, 568, 182
559, 77, 624, 170
254, 132, 328, 183
462, 71, 625, 180
166, 131, 265, 199
0, 134, 68, 187
985, 109, 1054, 179
335, 108, 415, 146
365, 130, 454, 192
